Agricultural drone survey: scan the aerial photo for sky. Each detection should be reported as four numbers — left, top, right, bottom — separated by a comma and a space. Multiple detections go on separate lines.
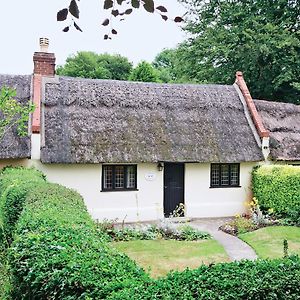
0, 0, 187, 74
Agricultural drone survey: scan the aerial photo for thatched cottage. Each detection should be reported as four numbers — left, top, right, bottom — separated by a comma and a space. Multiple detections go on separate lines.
0, 40, 299, 222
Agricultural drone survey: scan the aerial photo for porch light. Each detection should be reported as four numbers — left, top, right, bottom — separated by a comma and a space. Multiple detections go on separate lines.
157, 162, 164, 171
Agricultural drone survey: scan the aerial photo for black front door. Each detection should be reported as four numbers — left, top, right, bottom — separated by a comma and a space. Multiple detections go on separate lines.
163, 163, 184, 217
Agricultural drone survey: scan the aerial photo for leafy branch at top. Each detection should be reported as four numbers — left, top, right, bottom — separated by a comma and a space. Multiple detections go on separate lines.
0, 87, 34, 143
57, 0, 184, 39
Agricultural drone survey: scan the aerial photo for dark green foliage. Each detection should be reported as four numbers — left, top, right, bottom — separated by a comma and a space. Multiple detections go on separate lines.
129, 61, 160, 83
0, 167, 46, 246
252, 165, 300, 222
177, 0, 300, 104
110, 257, 300, 299
56, 51, 133, 81
0, 168, 148, 299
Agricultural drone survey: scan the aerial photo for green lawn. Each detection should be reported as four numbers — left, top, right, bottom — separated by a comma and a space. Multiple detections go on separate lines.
112, 239, 229, 278
239, 226, 300, 259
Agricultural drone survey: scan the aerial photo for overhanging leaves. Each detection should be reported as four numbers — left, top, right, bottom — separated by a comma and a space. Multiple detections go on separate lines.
74, 22, 83, 32
69, 0, 79, 18
143, 0, 155, 13
104, 0, 114, 9
156, 6, 167, 13
57, 8, 68, 21
102, 19, 110, 26
131, 0, 140, 9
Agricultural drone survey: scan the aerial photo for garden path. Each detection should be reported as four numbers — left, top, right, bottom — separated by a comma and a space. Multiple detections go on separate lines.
188, 218, 258, 261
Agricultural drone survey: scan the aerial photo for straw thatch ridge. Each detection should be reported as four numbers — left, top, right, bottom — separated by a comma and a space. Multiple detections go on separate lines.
41, 76, 263, 163
0, 74, 31, 159
254, 99, 300, 161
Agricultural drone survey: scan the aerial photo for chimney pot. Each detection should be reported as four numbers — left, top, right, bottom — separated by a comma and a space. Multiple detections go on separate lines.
39, 37, 49, 52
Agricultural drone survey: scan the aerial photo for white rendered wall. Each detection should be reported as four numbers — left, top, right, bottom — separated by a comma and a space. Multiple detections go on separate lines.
185, 162, 257, 218
28, 160, 164, 223
0, 135, 258, 222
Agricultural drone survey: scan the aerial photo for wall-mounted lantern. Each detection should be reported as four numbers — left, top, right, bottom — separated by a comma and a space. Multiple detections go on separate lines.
157, 162, 164, 171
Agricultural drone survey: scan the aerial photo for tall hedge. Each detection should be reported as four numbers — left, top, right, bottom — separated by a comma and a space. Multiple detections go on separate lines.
252, 165, 300, 217
0, 167, 46, 246
0, 168, 148, 299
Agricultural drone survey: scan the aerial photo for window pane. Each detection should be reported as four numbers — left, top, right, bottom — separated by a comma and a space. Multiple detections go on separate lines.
211, 165, 220, 186
103, 166, 113, 189
126, 166, 136, 188
115, 166, 125, 189
230, 164, 239, 185
221, 164, 229, 185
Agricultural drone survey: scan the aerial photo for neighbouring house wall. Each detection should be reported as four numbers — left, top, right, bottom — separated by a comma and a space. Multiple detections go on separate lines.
185, 162, 257, 218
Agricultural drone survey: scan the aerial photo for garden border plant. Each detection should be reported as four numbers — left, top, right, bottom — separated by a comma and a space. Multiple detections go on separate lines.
97, 219, 211, 242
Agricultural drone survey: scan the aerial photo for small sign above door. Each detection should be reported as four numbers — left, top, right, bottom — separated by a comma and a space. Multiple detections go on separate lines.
145, 173, 156, 181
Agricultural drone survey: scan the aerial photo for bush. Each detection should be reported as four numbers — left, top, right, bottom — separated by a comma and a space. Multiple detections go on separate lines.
0, 168, 148, 299
0, 167, 46, 245
252, 165, 300, 221
110, 256, 300, 299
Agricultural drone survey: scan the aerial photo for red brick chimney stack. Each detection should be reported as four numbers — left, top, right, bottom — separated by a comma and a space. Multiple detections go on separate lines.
33, 38, 56, 76
32, 38, 56, 133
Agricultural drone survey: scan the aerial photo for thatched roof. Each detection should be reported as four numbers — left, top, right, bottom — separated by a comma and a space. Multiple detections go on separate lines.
254, 100, 300, 161
0, 75, 31, 159
41, 76, 263, 163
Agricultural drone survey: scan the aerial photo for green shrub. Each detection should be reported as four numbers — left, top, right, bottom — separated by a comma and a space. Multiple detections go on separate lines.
0, 167, 45, 245
0, 168, 148, 299
110, 256, 300, 299
252, 165, 300, 221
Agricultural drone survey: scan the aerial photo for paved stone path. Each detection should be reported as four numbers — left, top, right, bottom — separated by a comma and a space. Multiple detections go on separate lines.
189, 218, 258, 261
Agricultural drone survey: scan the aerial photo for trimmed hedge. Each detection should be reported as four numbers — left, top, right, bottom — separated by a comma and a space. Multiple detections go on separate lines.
0, 167, 46, 246
109, 257, 300, 299
0, 168, 148, 299
252, 165, 300, 218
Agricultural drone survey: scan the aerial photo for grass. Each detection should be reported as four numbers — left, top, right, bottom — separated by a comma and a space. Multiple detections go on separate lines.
112, 239, 229, 278
239, 226, 300, 259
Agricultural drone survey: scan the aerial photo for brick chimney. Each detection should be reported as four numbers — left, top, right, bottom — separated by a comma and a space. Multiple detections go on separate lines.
235, 71, 270, 160
33, 38, 56, 76
32, 38, 56, 133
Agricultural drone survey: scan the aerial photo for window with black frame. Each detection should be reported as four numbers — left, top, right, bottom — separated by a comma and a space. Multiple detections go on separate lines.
102, 165, 137, 191
210, 163, 240, 188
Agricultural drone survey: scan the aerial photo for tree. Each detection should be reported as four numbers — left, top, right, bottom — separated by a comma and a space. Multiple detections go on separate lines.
0, 87, 34, 143
152, 48, 197, 83
178, 0, 300, 104
57, 0, 183, 39
129, 61, 160, 82
56, 52, 133, 80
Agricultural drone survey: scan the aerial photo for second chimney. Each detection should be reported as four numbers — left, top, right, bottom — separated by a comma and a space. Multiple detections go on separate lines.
33, 38, 56, 76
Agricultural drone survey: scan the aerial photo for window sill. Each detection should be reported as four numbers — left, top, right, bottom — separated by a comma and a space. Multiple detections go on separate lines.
210, 186, 241, 189
101, 189, 139, 192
